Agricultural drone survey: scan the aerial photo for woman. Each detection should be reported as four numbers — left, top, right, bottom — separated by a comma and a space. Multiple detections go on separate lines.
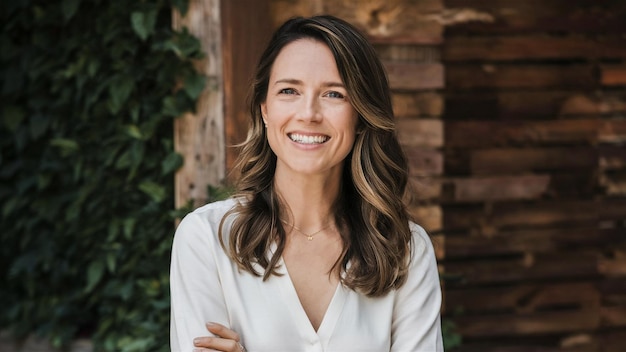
170, 15, 443, 352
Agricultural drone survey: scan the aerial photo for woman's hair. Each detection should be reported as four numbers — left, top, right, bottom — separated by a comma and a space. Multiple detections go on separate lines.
220, 15, 411, 297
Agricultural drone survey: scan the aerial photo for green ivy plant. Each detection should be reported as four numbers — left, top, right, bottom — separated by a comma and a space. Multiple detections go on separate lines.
0, 0, 202, 350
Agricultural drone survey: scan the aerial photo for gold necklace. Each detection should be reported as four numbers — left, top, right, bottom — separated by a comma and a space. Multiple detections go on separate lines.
280, 219, 331, 241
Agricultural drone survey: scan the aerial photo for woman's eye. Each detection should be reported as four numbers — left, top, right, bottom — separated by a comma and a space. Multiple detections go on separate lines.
279, 88, 296, 95
327, 91, 345, 99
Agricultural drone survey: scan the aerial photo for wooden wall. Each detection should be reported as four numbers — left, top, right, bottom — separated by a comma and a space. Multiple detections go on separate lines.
442, 0, 626, 350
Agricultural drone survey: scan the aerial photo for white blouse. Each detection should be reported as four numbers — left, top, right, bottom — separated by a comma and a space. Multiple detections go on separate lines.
170, 199, 443, 352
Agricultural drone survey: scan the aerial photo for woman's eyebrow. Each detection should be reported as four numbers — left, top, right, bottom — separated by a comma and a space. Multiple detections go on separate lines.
273, 78, 302, 86
273, 78, 345, 88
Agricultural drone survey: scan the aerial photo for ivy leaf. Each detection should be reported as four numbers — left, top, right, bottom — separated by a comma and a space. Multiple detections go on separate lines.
50, 138, 80, 156
162, 96, 180, 117
118, 337, 153, 352
139, 181, 165, 203
161, 151, 183, 175
108, 75, 135, 114
106, 253, 117, 273
183, 74, 206, 100
2, 197, 21, 217
123, 218, 136, 239
171, 0, 189, 16
62, 0, 81, 21
124, 124, 143, 140
3, 105, 25, 132
29, 113, 50, 140
131, 10, 157, 41
85, 261, 105, 293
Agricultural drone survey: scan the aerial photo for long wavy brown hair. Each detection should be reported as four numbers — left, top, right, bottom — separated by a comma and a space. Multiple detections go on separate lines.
219, 15, 412, 297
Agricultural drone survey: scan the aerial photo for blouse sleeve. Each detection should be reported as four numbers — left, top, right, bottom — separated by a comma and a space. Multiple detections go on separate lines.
170, 211, 229, 352
390, 223, 444, 352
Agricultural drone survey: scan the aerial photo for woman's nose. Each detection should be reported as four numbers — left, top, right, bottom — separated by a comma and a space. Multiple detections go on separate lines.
297, 95, 322, 122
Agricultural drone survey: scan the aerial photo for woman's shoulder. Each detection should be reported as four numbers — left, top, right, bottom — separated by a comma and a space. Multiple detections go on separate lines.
408, 221, 440, 264
174, 198, 239, 242
189, 197, 238, 220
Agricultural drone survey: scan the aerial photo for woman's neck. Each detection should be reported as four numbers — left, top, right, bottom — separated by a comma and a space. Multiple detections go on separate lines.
273, 170, 342, 230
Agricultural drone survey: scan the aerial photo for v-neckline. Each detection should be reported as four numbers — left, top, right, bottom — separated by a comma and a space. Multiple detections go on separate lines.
276, 256, 346, 341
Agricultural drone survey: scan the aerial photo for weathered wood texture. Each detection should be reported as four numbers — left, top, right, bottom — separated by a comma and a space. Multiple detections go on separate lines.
443, 0, 626, 349
270, 0, 444, 44
173, 0, 225, 208
221, 0, 273, 173
174, 0, 274, 207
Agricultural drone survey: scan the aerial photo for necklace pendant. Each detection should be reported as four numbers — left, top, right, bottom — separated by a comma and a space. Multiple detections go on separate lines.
307, 236, 313, 241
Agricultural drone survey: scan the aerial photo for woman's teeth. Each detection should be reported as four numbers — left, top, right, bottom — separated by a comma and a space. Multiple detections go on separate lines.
289, 133, 329, 144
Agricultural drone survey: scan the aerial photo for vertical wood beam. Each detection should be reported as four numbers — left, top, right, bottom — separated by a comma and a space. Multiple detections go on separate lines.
221, 0, 273, 174
173, 0, 225, 208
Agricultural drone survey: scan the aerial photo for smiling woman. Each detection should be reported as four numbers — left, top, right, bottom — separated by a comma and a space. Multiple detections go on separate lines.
170, 15, 443, 352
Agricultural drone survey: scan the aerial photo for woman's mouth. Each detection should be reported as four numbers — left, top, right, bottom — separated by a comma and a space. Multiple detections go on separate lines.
288, 133, 330, 144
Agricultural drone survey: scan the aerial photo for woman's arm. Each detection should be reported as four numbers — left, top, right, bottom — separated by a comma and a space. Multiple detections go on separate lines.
390, 223, 444, 352
170, 211, 230, 352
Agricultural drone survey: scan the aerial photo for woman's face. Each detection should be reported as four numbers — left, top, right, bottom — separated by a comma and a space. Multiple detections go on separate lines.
261, 39, 359, 179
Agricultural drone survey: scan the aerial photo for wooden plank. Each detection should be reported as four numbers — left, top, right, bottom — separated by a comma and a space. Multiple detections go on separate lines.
408, 204, 442, 233
599, 119, 626, 143
469, 147, 598, 175
445, 92, 626, 120
601, 306, 626, 328
270, 0, 444, 44
269, 0, 322, 29
601, 65, 626, 86
441, 203, 483, 231
396, 118, 443, 148
403, 148, 443, 176
385, 62, 444, 90
445, 36, 626, 62
449, 175, 550, 203
407, 176, 443, 201
431, 234, 445, 260
546, 172, 596, 198
375, 45, 440, 63
597, 330, 626, 351
173, 0, 225, 208
490, 201, 600, 228
600, 170, 626, 196
452, 309, 601, 337
443, 201, 601, 230
600, 277, 626, 296
392, 92, 443, 118
598, 144, 626, 195
445, 252, 600, 286
324, 0, 444, 44
445, 0, 626, 34
598, 259, 626, 277
600, 145, 626, 170
454, 341, 596, 352
603, 199, 626, 221
221, 0, 273, 173
445, 91, 567, 120
445, 119, 602, 148
446, 282, 600, 314
446, 64, 595, 90
559, 93, 626, 117
445, 226, 617, 259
